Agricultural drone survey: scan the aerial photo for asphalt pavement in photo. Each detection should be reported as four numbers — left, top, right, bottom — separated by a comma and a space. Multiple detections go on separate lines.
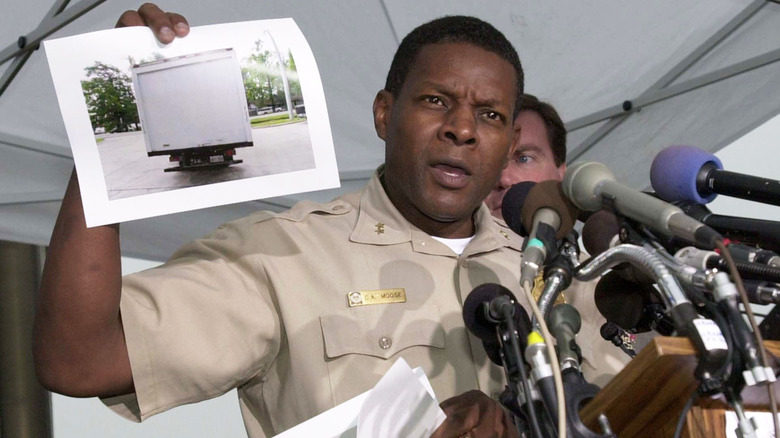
96, 120, 315, 200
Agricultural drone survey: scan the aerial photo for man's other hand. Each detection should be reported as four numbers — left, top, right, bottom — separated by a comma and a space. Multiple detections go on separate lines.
116, 3, 189, 44
431, 390, 519, 438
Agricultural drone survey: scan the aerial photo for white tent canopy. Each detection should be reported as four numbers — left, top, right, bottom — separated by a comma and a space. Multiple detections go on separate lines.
2, 0, 779, 261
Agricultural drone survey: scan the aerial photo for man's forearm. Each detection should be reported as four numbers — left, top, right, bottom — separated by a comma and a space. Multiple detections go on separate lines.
34, 169, 133, 397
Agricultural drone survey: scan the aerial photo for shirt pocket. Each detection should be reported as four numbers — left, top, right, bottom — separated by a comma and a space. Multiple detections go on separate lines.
319, 304, 445, 360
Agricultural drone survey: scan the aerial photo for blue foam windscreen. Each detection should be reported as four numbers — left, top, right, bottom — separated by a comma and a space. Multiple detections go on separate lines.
650, 145, 723, 204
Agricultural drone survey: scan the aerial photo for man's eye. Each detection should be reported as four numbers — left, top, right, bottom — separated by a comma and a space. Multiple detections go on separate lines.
424, 96, 444, 105
480, 110, 503, 122
514, 155, 531, 164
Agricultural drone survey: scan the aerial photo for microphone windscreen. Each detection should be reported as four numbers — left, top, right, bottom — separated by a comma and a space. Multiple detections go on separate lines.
594, 271, 661, 332
462, 283, 532, 344
650, 145, 723, 204
501, 181, 537, 236
581, 209, 621, 257
520, 180, 579, 240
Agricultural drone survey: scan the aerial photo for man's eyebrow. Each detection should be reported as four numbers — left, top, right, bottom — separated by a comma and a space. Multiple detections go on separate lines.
474, 97, 504, 109
417, 81, 511, 110
515, 144, 544, 153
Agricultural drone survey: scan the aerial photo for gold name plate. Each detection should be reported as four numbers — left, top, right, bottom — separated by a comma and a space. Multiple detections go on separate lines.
347, 288, 406, 307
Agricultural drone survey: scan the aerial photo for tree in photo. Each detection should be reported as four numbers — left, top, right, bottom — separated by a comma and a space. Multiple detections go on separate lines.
242, 40, 287, 111
286, 49, 302, 106
81, 62, 139, 133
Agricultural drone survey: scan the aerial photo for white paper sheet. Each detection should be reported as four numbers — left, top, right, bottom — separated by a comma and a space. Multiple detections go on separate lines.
274, 359, 446, 438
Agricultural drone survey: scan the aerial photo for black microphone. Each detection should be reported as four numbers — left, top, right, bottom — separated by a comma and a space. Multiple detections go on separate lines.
563, 161, 722, 249
675, 201, 780, 253
501, 181, 538, 237
600, 322, 636, 358
463, 283, 532, 365
594, 270, 674, 335
580, 209, 656, 285
726, 243, 780, 268
744, 280, 780, 305
651, 145, 780, 207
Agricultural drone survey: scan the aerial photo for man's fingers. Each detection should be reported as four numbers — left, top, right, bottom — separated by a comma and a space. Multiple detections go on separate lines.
115, 10, 145, 28
166, 12, 190, 37
436, 390, 518, 437
116, 3, 190, 44
441, 389, 484, 411
137, 3, 177, 43
471, 399, 510, 437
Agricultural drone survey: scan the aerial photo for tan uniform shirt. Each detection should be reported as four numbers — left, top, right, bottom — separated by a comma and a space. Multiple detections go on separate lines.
104, 170, 628, 437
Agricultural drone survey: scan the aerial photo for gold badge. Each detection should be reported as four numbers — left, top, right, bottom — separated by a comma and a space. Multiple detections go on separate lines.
532, 270, 566, 305
347, 288, 406, 307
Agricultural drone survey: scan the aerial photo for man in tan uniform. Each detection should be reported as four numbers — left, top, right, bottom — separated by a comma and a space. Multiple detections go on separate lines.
34, 5, 625, 437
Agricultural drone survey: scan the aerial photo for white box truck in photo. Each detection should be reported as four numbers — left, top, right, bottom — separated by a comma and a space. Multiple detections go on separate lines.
132, 48, 253, 172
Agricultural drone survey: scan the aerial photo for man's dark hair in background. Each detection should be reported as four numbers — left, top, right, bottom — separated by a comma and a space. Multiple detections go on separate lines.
519, 93, 566, 166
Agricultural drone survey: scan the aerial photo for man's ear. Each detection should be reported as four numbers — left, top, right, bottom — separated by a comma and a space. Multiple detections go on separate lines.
373, 90, 393, 141
557, 162, 567, 180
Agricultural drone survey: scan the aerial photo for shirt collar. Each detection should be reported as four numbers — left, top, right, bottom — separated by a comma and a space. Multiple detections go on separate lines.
349, 166, 524, 256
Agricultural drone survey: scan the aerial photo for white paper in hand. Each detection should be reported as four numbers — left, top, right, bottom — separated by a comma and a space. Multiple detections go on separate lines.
356, 358, 446, 438
273, 358, 445, 438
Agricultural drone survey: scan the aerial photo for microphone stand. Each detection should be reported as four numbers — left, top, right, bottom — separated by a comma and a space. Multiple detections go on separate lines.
548, 304, 616, 438
487, 295, 547, 438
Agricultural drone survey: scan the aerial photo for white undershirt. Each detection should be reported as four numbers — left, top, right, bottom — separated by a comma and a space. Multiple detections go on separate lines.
431, 235, 475, 256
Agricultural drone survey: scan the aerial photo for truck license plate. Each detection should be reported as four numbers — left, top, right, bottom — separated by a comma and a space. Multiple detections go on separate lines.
210, 155, 225, 163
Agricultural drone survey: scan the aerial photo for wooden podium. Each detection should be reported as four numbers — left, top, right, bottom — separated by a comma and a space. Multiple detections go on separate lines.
579, 337, 780, 437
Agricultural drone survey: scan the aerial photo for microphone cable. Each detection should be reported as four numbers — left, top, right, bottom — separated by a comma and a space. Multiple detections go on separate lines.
520, 279, 566, 438
715, 240, 779, 437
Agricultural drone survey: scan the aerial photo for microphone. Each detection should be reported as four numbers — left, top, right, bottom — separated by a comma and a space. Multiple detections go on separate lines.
463, 285, 548, 438
650, 145, 780, 206
725, 243, 780, 268
600, 322, 637, 358
511, 180, 580, 286
501, 181, 538, 237
562, 161, 722, 249
463, 283, 532, 366
546, 303, 583, 371
594, 271, 674, 335
675, 246, 780, 283
581, 209, 622, 258
580, 209, 656, 285
744, 280, 780, 305
675, 201, 780, 253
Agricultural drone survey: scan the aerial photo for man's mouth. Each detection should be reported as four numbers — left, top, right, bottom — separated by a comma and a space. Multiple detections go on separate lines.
430, 161, 471, 189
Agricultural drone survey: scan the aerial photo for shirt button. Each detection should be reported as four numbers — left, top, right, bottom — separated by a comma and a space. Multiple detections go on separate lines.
378, 336, 392, 350
332, 205, 344, 211
460, 259, 469, 268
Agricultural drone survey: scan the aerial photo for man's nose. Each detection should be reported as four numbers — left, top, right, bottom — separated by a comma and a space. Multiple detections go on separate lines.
442, 106, 477, 146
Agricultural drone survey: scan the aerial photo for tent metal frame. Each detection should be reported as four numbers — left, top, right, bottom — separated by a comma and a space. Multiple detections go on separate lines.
0, 0, 107, 96
567, 0, 780, 162
1, 0, 779, 210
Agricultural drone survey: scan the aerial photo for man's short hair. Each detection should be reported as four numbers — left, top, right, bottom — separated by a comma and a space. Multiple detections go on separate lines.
384, 16, 524, 118
520, 93, 566, 167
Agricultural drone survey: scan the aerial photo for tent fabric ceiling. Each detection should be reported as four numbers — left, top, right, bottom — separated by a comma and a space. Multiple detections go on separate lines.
1, 0, 779, 261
